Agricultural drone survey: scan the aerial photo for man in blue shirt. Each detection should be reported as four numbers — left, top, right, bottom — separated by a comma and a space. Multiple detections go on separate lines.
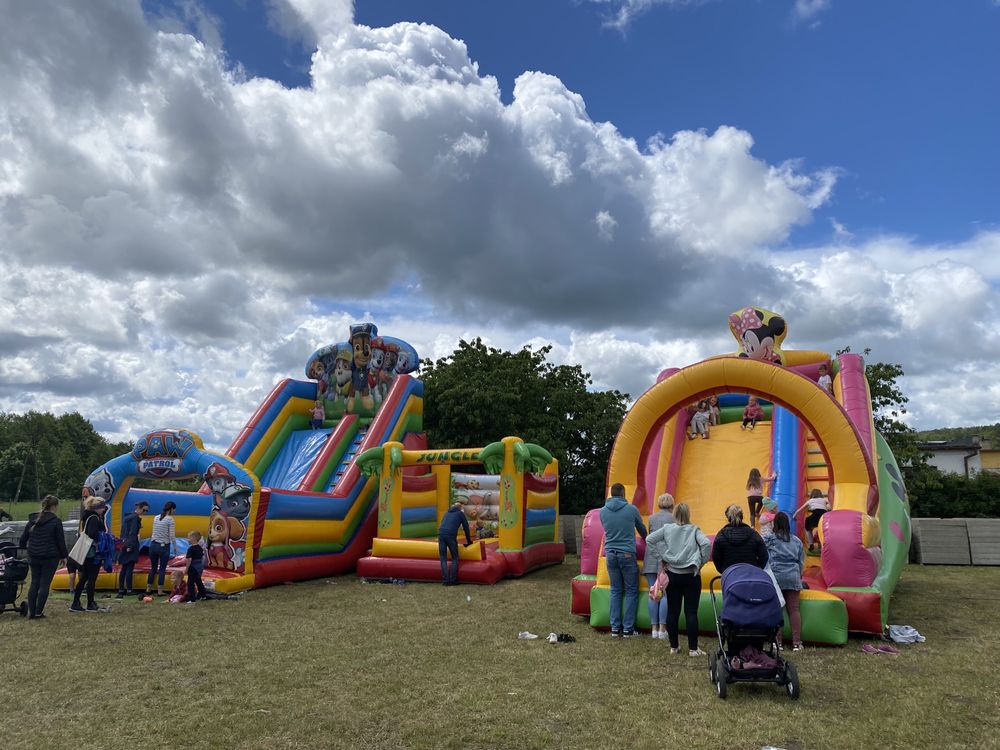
600, 483, 647, 637
438, 497, 473, 586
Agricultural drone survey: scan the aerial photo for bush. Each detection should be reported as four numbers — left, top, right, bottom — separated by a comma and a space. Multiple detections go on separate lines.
907, 464, 1000, 518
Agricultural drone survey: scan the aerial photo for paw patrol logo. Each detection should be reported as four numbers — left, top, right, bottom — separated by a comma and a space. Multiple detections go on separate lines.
137, 458, 183, 477
131, 430, 197, 477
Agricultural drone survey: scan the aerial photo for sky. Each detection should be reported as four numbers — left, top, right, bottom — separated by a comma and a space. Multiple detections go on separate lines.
0, 0, 998, 451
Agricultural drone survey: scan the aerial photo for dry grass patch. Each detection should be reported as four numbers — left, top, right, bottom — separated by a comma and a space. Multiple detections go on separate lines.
1, 561, 998, 749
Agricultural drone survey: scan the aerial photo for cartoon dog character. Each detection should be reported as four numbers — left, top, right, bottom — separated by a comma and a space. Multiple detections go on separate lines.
333, 346, 353, 403
306, 357, 327, 400
729, 307, 787, 364
205, 462, 237, 497
379, 342, 398, 401
217, 483, 252, 522
82, 468, 115, 502
348, 322, 376, 411
395, 348, 412, 375
207, 507, 245, 571
368, 338, 386, 405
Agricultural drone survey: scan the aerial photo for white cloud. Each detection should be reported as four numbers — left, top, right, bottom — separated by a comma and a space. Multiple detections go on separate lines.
586, 0, 832, 30
0, 0, 996, 452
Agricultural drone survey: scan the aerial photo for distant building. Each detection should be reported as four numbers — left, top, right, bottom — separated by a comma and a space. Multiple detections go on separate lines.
916, 437, 992, 477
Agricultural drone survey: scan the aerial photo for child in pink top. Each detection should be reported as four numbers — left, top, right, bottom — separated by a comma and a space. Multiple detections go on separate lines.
741, 396, 765, 430
310, 400, 325, 429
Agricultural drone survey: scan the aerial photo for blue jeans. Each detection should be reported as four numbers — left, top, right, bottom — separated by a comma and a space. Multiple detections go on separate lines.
438, 536, 459, 583
606, 549, 639, 633
146, 541, 171, 590
645, 572, 668, 626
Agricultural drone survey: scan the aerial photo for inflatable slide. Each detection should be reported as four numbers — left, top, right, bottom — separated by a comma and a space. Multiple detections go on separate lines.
55, 324, 424, 593
571, 307, 911, 644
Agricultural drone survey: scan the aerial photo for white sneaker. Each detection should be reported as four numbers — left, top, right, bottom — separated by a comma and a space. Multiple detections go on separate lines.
670, 647, 680, 654
547, 633, 558, 644
517, 631, 539, 640
689, 648, 707, 657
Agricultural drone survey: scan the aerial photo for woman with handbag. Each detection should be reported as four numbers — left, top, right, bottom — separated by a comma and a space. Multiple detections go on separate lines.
642, 493, 675, 640
18, 494, 68, 619
69, 495, 107, 613
645, 503, 711, 656
146, 501, 176, 596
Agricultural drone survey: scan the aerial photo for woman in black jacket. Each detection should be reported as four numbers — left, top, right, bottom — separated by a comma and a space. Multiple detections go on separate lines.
711, 503, 769, 574
70, 495, 107, 613
18, 495, 68, 619
116, 500, 148, 598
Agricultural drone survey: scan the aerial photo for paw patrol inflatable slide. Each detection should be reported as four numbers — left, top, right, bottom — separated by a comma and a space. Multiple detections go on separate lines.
571, 307, 911, 644
57, 322, 562, 593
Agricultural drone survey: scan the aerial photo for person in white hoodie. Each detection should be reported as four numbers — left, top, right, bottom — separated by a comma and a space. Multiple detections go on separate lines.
645, 503, 711, 656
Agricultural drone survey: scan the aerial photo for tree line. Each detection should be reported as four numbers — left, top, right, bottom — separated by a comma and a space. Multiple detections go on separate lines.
0, 411, 130, 506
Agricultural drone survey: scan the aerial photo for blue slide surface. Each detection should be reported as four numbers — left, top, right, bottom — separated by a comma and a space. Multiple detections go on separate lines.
261, 428, 332, 490
325, 427, 369, 492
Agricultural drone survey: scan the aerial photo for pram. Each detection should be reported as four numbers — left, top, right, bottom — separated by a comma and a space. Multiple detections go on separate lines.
0, 542, 29, 617
708, 563, 799, 700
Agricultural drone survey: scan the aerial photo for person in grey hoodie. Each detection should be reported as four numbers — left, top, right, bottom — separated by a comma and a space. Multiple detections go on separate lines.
642, 493, 675, 640
599, 483, 647, 637
645, 503, 711, 656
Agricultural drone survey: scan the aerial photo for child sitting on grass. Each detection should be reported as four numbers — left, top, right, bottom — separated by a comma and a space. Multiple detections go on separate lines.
168, 570, 187, 603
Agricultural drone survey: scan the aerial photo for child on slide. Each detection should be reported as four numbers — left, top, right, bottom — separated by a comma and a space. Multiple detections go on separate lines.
746, 468, 776, 529
688, 400, 712, 440
794, 489, 830, 551
741, 395, 765, 430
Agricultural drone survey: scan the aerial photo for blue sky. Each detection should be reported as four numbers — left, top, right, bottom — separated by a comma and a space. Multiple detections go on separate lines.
194, 0, 1000, 247
2, 0, 999, 447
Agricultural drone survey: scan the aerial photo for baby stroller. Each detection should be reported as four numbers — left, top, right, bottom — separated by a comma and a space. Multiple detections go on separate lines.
708, 563, 799, 699
0, 542, 29, 617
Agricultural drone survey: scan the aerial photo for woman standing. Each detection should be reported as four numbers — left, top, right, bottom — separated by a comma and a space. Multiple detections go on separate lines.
146, 501, 176, 596
642, 493, 676, 640
646, 503, 711, 656
18, 495, 68, 619
116, 500, 148, 598
711, 504, 769, 574
70, 495, 107, 613
764, 512, 806, 651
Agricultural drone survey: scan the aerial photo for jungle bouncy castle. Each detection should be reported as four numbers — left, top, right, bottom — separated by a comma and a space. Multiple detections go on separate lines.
55, 323, 562, 593
571, 308, 911, 645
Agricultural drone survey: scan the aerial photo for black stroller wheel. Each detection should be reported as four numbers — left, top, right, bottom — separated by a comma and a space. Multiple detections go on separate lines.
708, 651, 717, 683
784, 661, 800, 700
714, 661, 728, 700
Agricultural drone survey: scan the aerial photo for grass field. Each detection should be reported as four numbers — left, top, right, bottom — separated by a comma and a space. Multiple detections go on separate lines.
1, 559, 998, 750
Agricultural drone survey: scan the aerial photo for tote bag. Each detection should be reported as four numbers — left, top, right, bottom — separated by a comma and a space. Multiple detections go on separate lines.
68, 533, 93, 566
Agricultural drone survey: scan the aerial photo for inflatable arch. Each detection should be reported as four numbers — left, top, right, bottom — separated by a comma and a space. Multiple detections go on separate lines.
607, 357, 878, 516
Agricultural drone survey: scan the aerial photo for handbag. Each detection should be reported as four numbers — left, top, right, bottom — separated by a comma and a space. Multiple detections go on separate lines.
649, 568, 670, 601
68, 533, 93, 566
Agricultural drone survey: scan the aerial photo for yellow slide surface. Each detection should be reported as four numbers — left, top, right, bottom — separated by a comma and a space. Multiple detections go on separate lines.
673, 421, 772, 536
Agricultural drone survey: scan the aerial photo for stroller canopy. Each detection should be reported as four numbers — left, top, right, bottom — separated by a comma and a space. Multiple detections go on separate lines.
720, 563, 783, 627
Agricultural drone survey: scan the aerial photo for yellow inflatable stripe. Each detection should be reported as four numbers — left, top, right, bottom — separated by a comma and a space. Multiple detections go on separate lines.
260, 518, 351, 547
372, 537, 484, 561
526, 490, 557, 509
652, 414, 679, 508
401, 489, 438, 508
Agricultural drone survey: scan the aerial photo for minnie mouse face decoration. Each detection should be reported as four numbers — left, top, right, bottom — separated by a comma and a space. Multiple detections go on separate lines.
728, 306, 787, 365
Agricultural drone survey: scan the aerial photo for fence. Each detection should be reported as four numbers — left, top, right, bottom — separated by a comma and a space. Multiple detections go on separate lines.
910, 518, 1000, 566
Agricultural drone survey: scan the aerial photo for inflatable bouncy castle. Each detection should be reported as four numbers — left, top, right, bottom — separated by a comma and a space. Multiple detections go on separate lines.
571, 307, 911, 644
355, 437, 564, 584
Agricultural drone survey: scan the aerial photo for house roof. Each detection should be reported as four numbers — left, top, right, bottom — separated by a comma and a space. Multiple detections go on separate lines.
917, 436, 981, 451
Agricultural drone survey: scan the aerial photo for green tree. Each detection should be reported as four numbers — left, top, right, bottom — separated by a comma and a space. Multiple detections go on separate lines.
420, 339, 629, 514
